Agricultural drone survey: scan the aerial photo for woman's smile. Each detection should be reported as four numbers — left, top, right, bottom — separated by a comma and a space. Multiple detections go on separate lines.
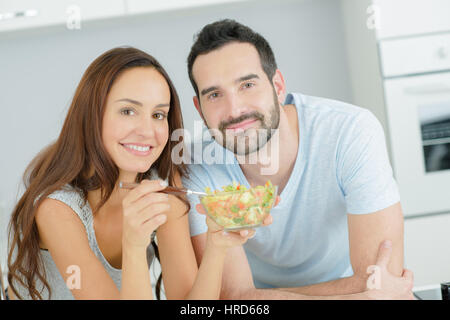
120, 143, 154, 157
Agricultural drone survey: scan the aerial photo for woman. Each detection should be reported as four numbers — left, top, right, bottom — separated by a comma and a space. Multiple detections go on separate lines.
6, 47, 256, 300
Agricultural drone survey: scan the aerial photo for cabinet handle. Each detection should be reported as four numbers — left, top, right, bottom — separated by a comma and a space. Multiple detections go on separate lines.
404, 83, 450, 95
0, 9, 38, 21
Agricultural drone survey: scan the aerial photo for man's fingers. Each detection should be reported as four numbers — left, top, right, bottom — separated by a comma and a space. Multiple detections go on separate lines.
262, 214, 273, 226
402, 269, 414, 289
196, 203, 206, 214
375, 240, 392, 268
274, 196, 281, 207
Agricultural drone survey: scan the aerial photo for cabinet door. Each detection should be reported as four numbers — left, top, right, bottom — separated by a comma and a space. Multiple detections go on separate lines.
372, 0, 450, 39
126, 0, 246, 15
0, 0, 125, 33
404, 214, 450, 286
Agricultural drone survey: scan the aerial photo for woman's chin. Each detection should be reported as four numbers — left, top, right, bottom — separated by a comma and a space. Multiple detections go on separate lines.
118, 165, 152, 177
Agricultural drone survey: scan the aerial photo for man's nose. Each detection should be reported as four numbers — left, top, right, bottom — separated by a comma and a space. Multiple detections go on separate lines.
225, 93, 248, 120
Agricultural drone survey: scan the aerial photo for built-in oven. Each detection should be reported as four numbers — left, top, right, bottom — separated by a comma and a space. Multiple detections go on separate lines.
380, 32, 450, 217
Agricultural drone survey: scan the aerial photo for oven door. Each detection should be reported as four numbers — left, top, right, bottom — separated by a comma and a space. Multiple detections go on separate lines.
384, 71, 450, 216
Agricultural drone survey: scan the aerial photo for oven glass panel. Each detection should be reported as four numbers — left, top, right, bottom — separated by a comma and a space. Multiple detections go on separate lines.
419, 101, 450, 172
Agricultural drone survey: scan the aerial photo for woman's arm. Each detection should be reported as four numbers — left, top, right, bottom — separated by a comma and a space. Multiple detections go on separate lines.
35, 198, 122, 299
157, 173, 253, 300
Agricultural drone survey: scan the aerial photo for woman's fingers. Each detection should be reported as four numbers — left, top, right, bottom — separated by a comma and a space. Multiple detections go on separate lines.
141, 213, 168, 234
218, 229, 253, 245
134, 202, 171, 225
131, 192, 169, 214
122, 179, 167, 205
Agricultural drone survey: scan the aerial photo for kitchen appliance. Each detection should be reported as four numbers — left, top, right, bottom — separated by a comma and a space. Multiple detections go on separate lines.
413, 282, 450, 300
380, 31, 450, 217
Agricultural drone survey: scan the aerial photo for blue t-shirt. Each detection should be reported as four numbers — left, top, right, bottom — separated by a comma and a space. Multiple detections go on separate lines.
181, 92, 400, 289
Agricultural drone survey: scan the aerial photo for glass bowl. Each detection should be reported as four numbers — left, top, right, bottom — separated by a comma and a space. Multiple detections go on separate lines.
199, 185, 278, 231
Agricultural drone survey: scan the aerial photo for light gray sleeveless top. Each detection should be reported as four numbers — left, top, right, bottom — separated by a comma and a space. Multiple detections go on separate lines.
13, 182, 158, 300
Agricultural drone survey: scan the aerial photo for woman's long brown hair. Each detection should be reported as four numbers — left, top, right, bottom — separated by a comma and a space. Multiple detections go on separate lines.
7, 47, 189, 300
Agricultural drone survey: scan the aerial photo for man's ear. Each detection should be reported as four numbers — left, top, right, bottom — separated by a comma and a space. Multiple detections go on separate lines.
272, 69, 286, 105
193, 95, 205, 122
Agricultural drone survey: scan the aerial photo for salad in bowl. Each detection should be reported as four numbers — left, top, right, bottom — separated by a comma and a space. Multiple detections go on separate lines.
199, 180, 278, 230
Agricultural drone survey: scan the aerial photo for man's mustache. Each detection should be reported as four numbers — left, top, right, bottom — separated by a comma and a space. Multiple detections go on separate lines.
219, 112, 264, 131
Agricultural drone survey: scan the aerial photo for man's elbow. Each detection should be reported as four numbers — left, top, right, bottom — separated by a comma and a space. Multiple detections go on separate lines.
220, 286, 254, 300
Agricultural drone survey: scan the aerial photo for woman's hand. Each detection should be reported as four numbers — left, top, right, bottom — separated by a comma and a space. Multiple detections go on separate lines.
121, 179, 170, 249
195, 196, 281, 249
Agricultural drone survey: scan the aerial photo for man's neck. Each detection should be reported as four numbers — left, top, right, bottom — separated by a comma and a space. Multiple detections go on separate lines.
236, 104, 299, 193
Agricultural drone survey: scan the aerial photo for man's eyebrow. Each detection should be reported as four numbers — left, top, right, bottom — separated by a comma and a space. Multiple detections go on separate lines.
199, 74, 260, 97
200, 86, 218, 97
235, 73, 259, 83
115, 99, 170, 109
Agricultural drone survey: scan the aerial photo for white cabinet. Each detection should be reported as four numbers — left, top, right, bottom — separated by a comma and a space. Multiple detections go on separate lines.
372, 0, 450, 39
379, 32, 450, 78
0, 0, 251, 33
126, 0, 249, 15
404, 213, 450, 286
0, 0, 126, 32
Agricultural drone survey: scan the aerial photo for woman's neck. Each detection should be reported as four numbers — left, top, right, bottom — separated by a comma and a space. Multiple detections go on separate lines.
87, 181, 129, 218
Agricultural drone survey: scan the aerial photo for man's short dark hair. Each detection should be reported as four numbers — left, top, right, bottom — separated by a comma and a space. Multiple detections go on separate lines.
187, 19, 278, 97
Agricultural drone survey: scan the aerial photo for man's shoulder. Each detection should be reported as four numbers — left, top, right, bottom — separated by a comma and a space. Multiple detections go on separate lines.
288, 92, 380, 137
288, 92, 369, 119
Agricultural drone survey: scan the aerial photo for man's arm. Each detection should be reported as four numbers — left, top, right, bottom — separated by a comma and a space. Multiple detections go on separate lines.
192, 233, 367, 300
191, 225, 412, 300
273, 201, 404, 296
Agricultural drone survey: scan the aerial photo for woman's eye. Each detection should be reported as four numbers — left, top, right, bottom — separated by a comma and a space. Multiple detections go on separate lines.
153, 113, 167, 120
120, 108, 135, 116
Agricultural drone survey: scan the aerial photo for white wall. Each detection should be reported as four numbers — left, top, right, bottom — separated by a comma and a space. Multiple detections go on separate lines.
0, 0, 352, 294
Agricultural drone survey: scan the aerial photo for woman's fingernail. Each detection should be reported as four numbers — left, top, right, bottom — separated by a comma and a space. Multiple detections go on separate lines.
241, 230, 249, 237
160, 180, 168, 187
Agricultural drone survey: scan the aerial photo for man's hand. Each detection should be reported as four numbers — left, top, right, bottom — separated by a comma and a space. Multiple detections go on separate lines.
365, 240, 414, 300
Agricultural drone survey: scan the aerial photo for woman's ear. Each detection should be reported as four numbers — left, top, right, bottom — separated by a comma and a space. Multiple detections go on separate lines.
272, 69, 286, 105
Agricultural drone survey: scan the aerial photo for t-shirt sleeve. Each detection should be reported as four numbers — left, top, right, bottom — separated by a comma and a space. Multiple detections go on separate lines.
181, 166, 209, 236
337, 110, 400, 214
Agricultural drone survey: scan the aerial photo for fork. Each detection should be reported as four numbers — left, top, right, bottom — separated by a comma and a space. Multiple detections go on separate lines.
119, 182, 207, 196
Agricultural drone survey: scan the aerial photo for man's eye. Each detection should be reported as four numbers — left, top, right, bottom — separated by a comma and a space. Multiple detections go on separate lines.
242, 82, 255, 89
208, 92, 220, 100
120, 108, 135, 116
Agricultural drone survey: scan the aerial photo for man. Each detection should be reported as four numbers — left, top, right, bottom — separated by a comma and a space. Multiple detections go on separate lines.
181, 19, 413, 299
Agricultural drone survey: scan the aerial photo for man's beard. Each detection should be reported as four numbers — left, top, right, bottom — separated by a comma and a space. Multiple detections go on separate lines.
212, 88, 281, 156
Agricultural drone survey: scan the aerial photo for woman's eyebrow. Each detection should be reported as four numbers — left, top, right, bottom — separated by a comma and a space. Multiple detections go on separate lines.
115, 99, 169, 109
115, 98, 143, 106
154, 103, 170, 109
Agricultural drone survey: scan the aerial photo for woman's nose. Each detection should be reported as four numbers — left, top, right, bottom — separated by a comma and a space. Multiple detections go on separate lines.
135, 117, 156, 138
